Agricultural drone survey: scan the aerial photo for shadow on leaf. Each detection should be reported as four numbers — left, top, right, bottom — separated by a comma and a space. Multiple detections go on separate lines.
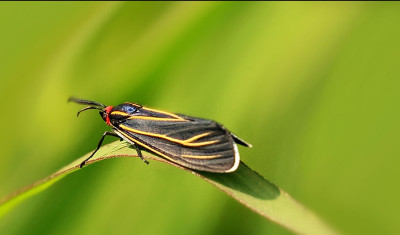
199, 162, 280, 200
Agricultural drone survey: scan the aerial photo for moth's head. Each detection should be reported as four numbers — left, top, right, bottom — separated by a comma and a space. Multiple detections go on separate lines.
99, 106, 114, 125
69, 98, 142, 126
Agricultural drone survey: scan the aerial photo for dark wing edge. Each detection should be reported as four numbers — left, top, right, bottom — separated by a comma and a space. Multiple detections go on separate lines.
231, 132, 252, 148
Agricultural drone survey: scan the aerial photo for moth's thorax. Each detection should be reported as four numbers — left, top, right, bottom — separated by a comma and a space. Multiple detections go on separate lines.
106, 103, 142, 126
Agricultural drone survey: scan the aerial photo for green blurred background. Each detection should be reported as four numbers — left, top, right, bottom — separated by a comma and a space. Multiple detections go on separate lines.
1, 2, 399, 234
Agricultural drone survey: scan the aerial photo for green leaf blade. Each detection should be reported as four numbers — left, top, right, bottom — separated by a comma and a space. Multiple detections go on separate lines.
0, 141, 337, 234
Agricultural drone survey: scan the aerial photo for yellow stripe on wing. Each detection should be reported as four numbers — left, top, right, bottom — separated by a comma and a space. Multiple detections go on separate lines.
141, 107, 186, 121
111, 111, 130, 116
181, 132, 211, 143
180, 154, 222, 159
119, 125, 219, 147
127, 116, 188, 122
116, 130, 178, 163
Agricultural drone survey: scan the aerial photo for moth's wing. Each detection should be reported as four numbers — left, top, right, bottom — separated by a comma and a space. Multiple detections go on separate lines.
115, 115, 240, 172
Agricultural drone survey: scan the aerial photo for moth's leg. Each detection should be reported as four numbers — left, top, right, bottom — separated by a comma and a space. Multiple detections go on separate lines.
80, 131, 121, 168
133, 143, 149, 164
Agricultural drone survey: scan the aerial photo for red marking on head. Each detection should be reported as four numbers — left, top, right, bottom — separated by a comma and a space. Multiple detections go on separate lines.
105, 106, 113, 126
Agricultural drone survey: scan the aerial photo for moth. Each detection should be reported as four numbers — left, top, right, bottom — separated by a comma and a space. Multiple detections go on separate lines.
69, 97, 251, 173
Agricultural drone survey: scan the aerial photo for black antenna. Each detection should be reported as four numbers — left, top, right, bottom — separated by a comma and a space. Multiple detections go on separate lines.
68, 97, 106, 108
76, 106, 103, 117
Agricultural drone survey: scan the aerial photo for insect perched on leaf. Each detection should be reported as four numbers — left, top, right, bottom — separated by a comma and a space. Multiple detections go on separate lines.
68, 97, 252, 173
